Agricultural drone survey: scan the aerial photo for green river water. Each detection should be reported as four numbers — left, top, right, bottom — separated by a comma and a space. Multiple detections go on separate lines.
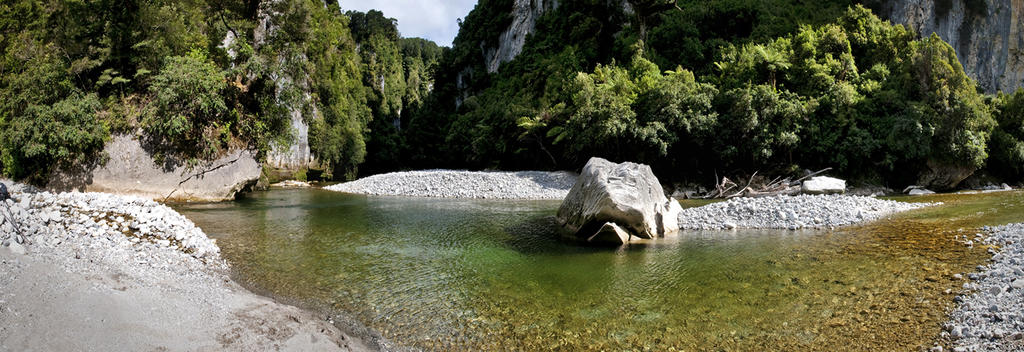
175, 189, 1024, 351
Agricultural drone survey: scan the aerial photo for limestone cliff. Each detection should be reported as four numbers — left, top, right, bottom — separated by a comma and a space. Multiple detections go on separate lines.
253, 0, 317, 174
484, 0, 559, 73
878, 0, 1024, 93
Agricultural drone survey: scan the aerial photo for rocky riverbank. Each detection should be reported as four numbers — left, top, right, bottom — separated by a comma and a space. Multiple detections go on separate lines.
0, 181, 370, 351
47, 135, 262, 203
677, 194, 932, 230
324, 170, 577, 199
945, 223, 1024, 351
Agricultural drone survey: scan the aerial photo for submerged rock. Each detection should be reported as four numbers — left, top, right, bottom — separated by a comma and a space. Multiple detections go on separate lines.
801, 176, 846, 195
556, 157, 681, 245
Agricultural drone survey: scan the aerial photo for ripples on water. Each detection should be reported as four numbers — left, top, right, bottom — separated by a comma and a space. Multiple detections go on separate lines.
176, 189, 1024, 351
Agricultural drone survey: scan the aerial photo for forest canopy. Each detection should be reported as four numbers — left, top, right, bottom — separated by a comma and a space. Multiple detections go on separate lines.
0, 0, 436, 182
402, 2, 1014, 189
1, 0, 1022, 190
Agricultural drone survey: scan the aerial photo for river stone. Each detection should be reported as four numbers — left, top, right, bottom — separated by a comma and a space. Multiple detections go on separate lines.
1011, 279, 1024, 290
800, 176, 846, 195
0, 182, 8, 201
556, 157, 681, 245
908, 188, 936, 196
7, 241, 25, 255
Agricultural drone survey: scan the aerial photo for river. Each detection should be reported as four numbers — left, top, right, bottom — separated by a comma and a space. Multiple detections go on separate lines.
175, 189, 1024, 350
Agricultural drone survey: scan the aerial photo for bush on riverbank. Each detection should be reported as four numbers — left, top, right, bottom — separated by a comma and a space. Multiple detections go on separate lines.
988, 90, 1024, 181
0, 33, 109, 183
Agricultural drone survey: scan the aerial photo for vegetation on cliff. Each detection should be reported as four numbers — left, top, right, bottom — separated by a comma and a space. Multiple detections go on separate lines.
1, 0, 1022, 189
403, 1, 1011, 189
0, 0, 436, 183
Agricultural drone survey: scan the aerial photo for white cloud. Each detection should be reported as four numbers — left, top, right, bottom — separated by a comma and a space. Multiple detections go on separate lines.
338, 0, 478, 47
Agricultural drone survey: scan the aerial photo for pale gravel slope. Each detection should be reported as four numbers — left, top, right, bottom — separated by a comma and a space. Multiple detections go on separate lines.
0, 181, 372, 352
678, 194, 933, 230
325, 170, 576, 199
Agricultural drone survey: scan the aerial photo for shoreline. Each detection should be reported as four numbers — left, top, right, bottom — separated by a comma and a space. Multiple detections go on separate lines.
324, 170, 577, 200
3, 176, 1018, 351
944, 223, 1024, 351
0, 181, 372, 351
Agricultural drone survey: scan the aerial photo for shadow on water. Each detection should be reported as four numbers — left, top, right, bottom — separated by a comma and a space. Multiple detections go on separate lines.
173, 189, 1024, 351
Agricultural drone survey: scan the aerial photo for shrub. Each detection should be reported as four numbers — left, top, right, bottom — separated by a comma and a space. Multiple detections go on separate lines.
143, 49, 228, 160
0, 37, 109, 183
988, 90, 1024, 179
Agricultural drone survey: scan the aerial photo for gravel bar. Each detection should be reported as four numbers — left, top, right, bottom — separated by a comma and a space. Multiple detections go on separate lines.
324, 170, 577, 199
677, 194, 933, 230
945, 223, 1024, 351
0, 181, 367, 351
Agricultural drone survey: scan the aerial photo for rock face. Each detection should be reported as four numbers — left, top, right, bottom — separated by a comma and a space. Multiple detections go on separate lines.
484, 0, 558, 73
917, 159, 977, 190
253, 0, 317, 175
265, 100, 315, 173
556, 157, 682, 245
801, 176, 847, 194
879, 0, 1024, 93
48, 135, 260, 202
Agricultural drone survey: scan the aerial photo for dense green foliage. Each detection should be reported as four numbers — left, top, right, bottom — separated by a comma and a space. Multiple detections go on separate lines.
0, 0, 290, 179
406, 1, 1012, 188
0, 0, 437, 182
990, 90, 1024, 179
144, 50, 229, 159
2, 0, 1023, 189
345, 10, 441, 174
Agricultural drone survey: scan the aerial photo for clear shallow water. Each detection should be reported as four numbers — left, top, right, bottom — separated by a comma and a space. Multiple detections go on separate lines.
175, 189, 1024, 351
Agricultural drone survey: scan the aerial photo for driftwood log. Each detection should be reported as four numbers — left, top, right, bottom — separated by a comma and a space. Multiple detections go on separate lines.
701, 168, 832, 199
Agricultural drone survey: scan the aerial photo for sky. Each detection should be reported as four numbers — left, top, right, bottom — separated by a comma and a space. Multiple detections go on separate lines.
338, 0, 478, 47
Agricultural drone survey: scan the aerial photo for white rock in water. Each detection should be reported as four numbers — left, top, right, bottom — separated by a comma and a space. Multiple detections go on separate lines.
557, 157, 681, 245
801, 176, 846, 194
908, 188, 935, 195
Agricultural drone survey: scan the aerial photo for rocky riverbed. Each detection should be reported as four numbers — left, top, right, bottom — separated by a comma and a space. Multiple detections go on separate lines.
0, 181, 370, 351
324, 170, 576, 199
945, 223, 1024, 351
677, 194, 933, 230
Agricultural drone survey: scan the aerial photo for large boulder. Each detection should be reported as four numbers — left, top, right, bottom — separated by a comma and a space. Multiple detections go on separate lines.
556, 157, 682, 245
48, 135, 260, 202
917, 160, 975, 191
801, 176, 846, 195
